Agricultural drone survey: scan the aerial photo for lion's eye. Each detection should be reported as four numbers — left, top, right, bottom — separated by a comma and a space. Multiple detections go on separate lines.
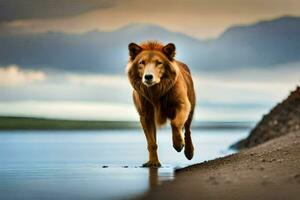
139, 60, 145, 65
156, 60, 162, 65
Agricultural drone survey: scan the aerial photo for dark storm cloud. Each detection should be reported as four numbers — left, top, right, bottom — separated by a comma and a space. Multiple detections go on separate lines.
0, 0, 115, 23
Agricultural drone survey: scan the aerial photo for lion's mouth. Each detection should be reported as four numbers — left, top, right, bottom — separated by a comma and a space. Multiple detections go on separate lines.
143, 80, 156, 87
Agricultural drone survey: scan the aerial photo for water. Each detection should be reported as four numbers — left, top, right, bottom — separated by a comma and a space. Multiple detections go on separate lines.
0, 129, 249, 200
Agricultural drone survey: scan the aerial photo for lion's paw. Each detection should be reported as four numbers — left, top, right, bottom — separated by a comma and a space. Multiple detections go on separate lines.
184, 136, 194, 160
184, 145, 194, 160
142, 160, 161, 168
173, 137, 185, 152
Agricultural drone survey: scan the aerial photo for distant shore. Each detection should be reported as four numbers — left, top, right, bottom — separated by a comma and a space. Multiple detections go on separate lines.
138, 131, 300, 200
0, 116, 253, 130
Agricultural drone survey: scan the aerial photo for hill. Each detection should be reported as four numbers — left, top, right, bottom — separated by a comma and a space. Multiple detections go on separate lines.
0, 116, 252, 130
0, 116, 139, 130
232, 86, 300, 149
1, 16, 300, 73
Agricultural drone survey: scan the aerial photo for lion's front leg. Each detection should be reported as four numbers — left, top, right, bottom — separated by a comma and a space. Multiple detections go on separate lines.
171, 122, 185, 152
140, 115, 161, 167
171, 101, 191, 153
133, 91, 161, 167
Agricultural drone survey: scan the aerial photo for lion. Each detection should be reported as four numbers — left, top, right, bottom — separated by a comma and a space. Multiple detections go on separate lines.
126, 41, 196, 167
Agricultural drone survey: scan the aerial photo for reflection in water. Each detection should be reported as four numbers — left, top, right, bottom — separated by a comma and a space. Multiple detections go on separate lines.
149, 168, 159, 189
148, 166, 175, 190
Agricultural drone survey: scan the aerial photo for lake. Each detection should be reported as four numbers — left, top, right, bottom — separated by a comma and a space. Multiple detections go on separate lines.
0, 128, 249, 200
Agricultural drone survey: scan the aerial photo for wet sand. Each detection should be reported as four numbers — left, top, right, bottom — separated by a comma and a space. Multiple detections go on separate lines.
138, 131, 300, 200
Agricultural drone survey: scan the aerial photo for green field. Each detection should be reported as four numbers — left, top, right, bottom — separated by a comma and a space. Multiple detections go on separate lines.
0, 116, 254, 130
0, 116, 140, 130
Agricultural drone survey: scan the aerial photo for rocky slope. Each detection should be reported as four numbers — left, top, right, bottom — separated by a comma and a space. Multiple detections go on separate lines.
232, 86, 300, 149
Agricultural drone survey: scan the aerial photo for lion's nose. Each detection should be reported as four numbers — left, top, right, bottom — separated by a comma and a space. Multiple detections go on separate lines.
144, 74, 153, 81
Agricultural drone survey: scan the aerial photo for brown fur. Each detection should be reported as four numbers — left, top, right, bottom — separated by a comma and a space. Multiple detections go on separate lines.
127, 41, 196, 167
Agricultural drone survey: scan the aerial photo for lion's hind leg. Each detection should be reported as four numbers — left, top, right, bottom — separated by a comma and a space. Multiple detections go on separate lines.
184, 112, 194, 160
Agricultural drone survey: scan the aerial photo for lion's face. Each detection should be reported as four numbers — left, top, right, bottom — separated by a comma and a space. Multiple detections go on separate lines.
137, 52, 165, 87
127, 42, 177, 88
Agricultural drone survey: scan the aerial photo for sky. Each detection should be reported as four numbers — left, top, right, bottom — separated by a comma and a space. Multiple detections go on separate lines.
1, 0, 300, 39
0, 0, 299, 122
0, 64, 298, 122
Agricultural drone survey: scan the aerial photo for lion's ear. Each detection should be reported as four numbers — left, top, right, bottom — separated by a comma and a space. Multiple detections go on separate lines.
162, 43, 176, 60
128, 43, 142, 60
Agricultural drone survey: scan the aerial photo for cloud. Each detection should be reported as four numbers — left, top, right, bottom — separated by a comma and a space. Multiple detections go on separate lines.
2, 0, 300, 39
0, 68, 298, 121
194, 64, 300, 106
66, 74, 129, 87
0, 0, 114, 23
0, 65, 46, 87
0, 101, 138, 121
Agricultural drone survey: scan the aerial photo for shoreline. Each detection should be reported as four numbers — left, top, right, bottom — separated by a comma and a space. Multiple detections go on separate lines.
138, 131, 300, 200
0, 116, 253, 130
